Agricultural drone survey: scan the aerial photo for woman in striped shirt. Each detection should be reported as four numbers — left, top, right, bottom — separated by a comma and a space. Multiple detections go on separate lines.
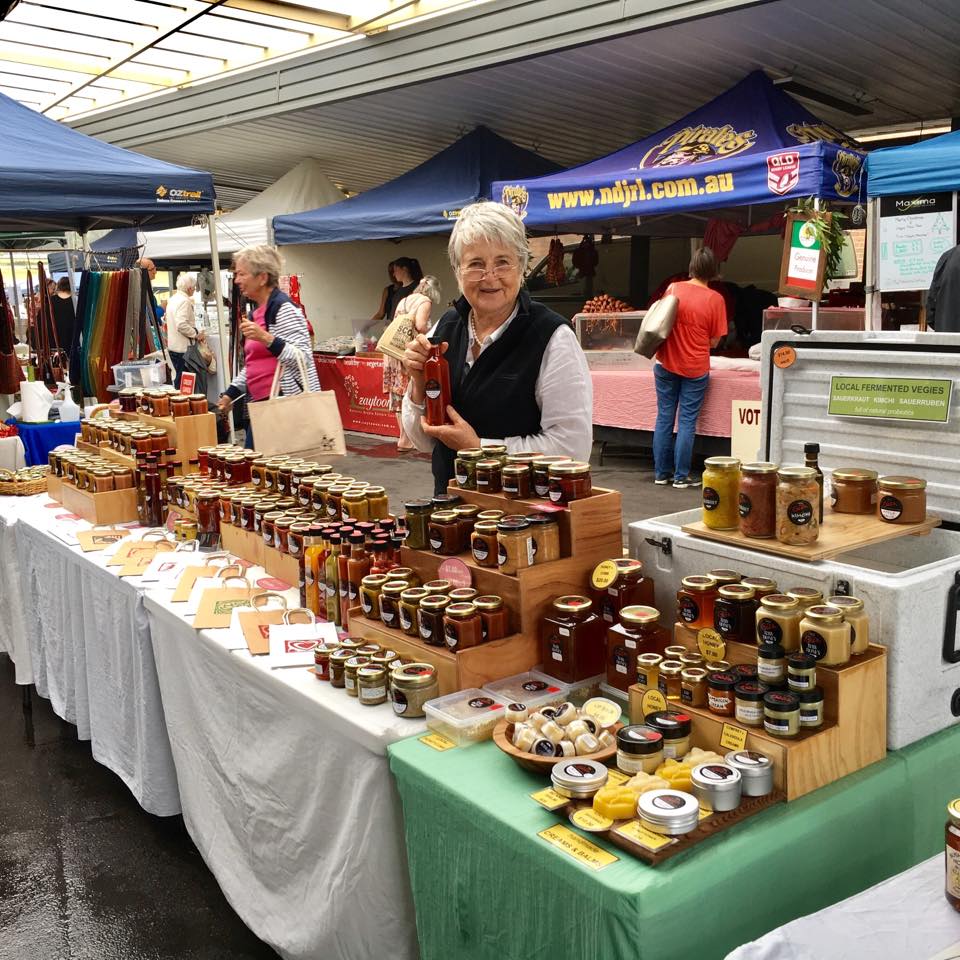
217, 244, 319, 448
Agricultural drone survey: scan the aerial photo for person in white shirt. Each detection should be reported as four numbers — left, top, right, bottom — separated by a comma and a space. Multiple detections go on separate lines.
165, 272, 202, 389
402, 201, 593, 494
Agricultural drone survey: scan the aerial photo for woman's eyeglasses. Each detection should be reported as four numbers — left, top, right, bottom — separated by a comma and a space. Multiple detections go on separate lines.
459, 263, 517, 282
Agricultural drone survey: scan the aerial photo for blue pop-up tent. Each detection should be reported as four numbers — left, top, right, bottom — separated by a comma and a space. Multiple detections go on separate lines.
273, 125, 560, 245
492, 71, 865, 233
0, 91, 215, 232
866, 129, 960, 196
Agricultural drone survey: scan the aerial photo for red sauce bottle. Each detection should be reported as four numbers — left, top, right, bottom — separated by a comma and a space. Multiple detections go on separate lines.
423, 344, 452, 426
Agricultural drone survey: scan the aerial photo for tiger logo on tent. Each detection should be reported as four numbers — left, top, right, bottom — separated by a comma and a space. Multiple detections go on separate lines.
501, 184, 529, 219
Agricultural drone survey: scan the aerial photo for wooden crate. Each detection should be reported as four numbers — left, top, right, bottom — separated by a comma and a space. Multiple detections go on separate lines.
220, 523, 264, 569
118, 410, 216, 464
262, 544, 299, 588
628, 624, 887, 801
59, 481, 139, 525
47, 475, 63, 502
347, 612, 538, 696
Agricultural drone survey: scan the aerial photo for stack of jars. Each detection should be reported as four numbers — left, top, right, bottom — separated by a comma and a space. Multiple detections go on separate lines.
453, 445, 594, 505
48, 448, 135, 496
115, 387, 209, 419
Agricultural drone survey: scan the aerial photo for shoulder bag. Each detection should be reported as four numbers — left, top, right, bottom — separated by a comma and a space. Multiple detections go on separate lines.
634, 291, 679, 359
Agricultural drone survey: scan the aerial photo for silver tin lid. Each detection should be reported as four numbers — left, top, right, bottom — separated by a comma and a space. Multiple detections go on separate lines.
550, 759, 609, 799
691, 762, 742, 792
724, 749, 774, 797
636, 789, 700, 834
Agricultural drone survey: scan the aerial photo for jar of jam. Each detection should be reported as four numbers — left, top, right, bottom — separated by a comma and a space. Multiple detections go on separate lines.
419, 577, 448, 594
417, 594, 451, 646
475, 458, 503, 493
392, 663, 439, 718
474, 595, 509, 642
713, 583, 758, 644
453, 504, 481, 552
657, 660, 683, 701
776, 466, 820, 545
636, 653, 663, 689
378, 579, 409, 629
250, 458, 269, 491
605, 605, 665, 693
448, 587, 478, 605
313, 642, 335, 681
274, 517, 293, 554
119, 388, 139, 413
539, 596, 605, 683
151, 393, 170, 418
479, 442, 507, 462
444, 602, 483, 650
830, 467, 878, 514
188, 393, 208, 416
454, 448, 484, 489
403, 499, 433, 551
262, 511, 282, 548
502, 464, 532, 500
471, 520, 499, 567
676, 575, 719, 629
738, 462, 778, 538
680, 667, 708, 707
548, 461, 592, 504
702, 456, 741, 530
532, 456, 570, 498
592, 558, 655, 625
878, 475, 927, 524
527, 514, 560, 563
799, 604, 851, 666
708, 569, 742, 588
196, 491, 220, 548
477, 509, 505, 524
428, 510, 461, 555
734, 681, 770, 727
756, 594, 802, 652
329, 648, 353, 688
707, 671, 737, 716
827, 595, 870, 655
288, 522, 310, 560
497, 517, 534, 574
359, 574, 388, 620
399, 587, 431, 637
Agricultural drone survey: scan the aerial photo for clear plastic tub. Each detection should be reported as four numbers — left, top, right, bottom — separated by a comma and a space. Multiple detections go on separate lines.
483, 671, 570, 713
112, 360, 167, 388
424, 689, 509, 745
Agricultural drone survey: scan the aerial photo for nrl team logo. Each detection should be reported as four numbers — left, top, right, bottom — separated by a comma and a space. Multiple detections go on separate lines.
767, 151, 800, 195
501, 184, 529, 219
786, 122, 859, 150
832, 150, 863, 198
640, 124, 757, 168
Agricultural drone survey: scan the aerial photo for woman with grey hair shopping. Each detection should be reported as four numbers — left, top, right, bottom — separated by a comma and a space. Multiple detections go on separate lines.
403, 201, 592, 493
165, 271, 201, 389
217, 244, 319, 447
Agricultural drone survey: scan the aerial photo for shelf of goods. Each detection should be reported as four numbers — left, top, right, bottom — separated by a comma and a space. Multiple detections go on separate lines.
116, 410, 216, 471
630, 624, 887, 801
348, 485, 624, 695
47, 473, 138, 524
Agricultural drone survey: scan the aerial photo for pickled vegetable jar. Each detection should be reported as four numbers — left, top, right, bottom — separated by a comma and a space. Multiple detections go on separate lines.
776, 466, 820, 545
701, 457, 741, 529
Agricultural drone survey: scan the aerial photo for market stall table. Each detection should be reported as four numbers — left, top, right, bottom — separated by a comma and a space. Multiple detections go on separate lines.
0, 434, 25, 470
388, 723, 959, 960
0, 493, 42, 684
14, 503, 180, 817
144, 587, 424, 960
727, 854, 957, 960
314, 352, 399, 438
4, 418, 80, 466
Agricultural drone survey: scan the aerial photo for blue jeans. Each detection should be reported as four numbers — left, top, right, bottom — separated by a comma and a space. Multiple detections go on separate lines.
653, 365, 709, 482
168, 350, 186, 389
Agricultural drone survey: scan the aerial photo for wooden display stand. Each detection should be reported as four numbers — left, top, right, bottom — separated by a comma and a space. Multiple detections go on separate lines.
349, 485, 624, 695
55, 479, 138, 524
117, 410, 216, 472
220, 523, 264, 569
627, 623, 887, 801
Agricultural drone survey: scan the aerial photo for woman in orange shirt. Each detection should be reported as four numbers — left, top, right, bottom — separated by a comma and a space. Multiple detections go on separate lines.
653, 246, 727, 488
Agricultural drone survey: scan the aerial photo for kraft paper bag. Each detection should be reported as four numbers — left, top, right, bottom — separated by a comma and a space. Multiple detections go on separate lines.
237, 608, 287, 656
193, 586, 254, 630
172, 566, 223, 603
77, 528, 129, 553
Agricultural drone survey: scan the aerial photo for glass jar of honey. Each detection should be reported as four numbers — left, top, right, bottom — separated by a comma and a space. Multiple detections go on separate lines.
680, 667, 708, 707
799, 604, 851, 666
786, 587, 823, 611
454, 448, 484, 489
444, 602, 483, 651
496, 517, 534, 574
474, 595, 509, 642
756, 594, 802, 652
830, 467, 878, 514
399, 587, 431, 637
878, 475, 927, 524
527, 514, 561, 564
532, 456, 570, 498
605, 605, 665, 693
657, 660, 684, 701
713, 583, 758, 644
676, 575, 718, 629
592, 557, 655, 625
428, 510, 461, 555
636, 653, 663, 689
539, 596, 605, 683
740, 576, 778, 601
827, 595, 869, 655
417, 594, 451, 646
548, 461, 592, 504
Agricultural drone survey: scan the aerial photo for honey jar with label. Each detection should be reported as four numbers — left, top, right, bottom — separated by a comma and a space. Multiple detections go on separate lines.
444, 602, 484, 651
799, 604, 851, 666
591, 558, 655, 625
676, 575, 718, 630
605, 606, 665, 693
539, 596, 605, 683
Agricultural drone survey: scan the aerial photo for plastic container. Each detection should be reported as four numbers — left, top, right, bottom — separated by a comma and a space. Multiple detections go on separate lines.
424, 688, 509, 745
112, 359, 167, 388
483, 671, 570, 713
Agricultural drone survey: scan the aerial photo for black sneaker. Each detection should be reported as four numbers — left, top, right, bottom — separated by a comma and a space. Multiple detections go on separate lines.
672, 475, 701, 489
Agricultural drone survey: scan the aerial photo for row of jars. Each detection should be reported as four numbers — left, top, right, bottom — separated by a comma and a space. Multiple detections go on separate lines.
676, 570, 870, 666
48, 448, 135, 492
312, 634, 440, 717
80, 418, 176, 458
358, 571, 509, 652
117, 388, 209, 418
454, 447, 593, 504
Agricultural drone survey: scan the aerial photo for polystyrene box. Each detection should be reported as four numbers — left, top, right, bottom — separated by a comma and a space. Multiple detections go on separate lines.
424, 688, 509, 745
483, 671, 570, 712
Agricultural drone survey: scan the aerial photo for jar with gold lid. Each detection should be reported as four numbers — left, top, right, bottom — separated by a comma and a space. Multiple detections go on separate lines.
713, 583, 758, 644
878, 475, 927, 524
501, 464, 532, 500
702, 456, 741, 530
480, 442, 508, 462
741, 576, 778, 600
443, 602, 484, 651
399, 587, 431, 637
677, 575, 719, 630
799, 604, 851, 666
357, 665, 388, 705
776, 466, 820, 545
428, 510, 461, 555
680, 667, 708, 707
474, 595, 508, 642
532, 456, 571, 498
365, 486, 389, 519
378, 579, 409, 629
417, 594, 451, 646
453, 504, 481, 552
786, 586, 823, 611
359, 574, 389, 620
420, 577, 449, 593
471, 520, 499, 567
539, 595, 604, 683
262, 511, 283, 549
403, 499, 433, 550
827, 595, 869, 655
605, 605, 665, 693
527, 513, 560, 564
477, 509, 505, 524
756, 594, 802, 652
592, 557, 654, 625
738, 461, 778, 538
475, 458, 503, 493
496, 516, 533, 574
636, 652, 663, 689
392, 663, 439, 718
657, 660, 684, 701
454, 448, 484, 489
548, 460, 592, 504
343, 655, 370, 697
830, 468, 878, 514
342, 489, 370, 522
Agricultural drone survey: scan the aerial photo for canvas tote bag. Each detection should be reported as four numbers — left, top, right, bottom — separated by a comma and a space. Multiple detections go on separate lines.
375, 309, 416, 362
248, 352, 347, 459
634, 291, 679, 359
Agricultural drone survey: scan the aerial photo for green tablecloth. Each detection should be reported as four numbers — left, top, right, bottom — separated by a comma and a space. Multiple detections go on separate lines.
388, 725, 960, 960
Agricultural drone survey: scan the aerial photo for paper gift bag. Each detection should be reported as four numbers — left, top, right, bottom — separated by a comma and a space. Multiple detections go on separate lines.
247, 353, 346, 459
266, 618, 337, 668
172, 565, 227, 603
118, 544, 174, 577
77, 528, 129, 553
375, 310, 416, 363
233, 591, 289, 655
193, 575, 255, 629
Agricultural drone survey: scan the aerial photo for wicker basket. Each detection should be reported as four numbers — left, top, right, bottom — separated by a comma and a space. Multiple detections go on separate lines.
0, 466, 50, 496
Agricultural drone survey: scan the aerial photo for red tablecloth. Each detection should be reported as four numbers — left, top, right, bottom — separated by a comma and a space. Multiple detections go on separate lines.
591, 365, 761, 437
314, 353, 399, 438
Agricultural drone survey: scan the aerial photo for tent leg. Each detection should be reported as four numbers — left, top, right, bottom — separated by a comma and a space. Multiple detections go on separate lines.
864, 197, 880, 331
207, 215, 235, 443
8, 252, 22, 337
811, 198, 821, 331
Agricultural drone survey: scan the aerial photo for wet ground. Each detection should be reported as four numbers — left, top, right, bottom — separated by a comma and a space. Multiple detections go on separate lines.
0, 434, 699, 958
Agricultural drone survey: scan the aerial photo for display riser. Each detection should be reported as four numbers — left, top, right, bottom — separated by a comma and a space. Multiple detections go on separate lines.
52, 479, 139, 525
117, 410, 216, 465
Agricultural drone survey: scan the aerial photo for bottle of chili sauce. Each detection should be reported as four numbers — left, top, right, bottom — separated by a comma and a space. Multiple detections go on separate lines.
424, 344, 451, 426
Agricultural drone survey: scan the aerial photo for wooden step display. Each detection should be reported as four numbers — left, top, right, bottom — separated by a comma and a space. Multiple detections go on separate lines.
627, 623, 887, 801
220, 523, 265, 569
117, 410, 216, 470
56, 479, 138, 525
681, 508, 940, 563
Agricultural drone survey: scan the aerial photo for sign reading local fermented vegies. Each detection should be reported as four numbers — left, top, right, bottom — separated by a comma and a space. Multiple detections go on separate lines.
828, 376, 953, 422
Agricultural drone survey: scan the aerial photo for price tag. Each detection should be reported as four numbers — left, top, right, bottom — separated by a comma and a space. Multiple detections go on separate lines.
640, 689, 668, 716
437, 557, 472, 588
720, 723, 749, 752
538, 824, 618, 870
570, 807, 614, 833
773, 345, 797, 370
530, 787, 569, 811
699, 804, 714, 821
591, 560, 619, 590
697, 628, 727, 662
419, 733, 456, 752
179, 371, 197, 395
612, 819, 677, 852
605, 768, 629, 786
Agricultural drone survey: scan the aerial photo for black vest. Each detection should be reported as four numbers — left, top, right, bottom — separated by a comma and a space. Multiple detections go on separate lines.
430, 290, 568, 494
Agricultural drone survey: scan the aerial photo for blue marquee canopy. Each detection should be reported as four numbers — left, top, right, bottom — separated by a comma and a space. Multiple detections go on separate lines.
866, 129, 960, 197
0, 92, 215, 232
492, 71, 865, 233
273, 125, 560, 245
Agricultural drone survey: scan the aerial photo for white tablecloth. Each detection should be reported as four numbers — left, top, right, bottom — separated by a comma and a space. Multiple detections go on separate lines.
0, 434, 26, 469
15, 504, 181, 817
727, 855, 959, 959
0, 493, 38, 684
144, 587, 424, 960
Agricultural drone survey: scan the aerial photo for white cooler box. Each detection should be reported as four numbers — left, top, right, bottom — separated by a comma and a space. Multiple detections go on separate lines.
630, 329, 960, 750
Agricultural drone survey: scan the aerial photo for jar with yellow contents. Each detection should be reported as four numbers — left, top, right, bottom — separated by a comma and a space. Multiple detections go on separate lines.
701, 457, 741, 529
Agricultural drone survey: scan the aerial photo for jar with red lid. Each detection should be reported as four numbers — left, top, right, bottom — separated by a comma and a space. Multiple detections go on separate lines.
592, 557, 655, 625
738, 462, 778, 538
605, 605, 665, 692
548, 461, 592, 504
539, 595, 605, 683
713, 583, 758, 644
676, 575, 718, 629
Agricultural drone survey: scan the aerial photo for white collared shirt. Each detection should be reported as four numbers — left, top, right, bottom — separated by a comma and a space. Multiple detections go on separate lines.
401, 304, 593, 460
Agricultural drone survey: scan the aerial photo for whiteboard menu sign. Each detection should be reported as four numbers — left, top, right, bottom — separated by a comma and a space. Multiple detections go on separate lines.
878, 192, 955, 292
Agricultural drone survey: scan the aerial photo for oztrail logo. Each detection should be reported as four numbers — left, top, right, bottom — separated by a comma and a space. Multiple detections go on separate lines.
640, 124, 757, 168
155, 184, 203, 202
155, 185, 168, 198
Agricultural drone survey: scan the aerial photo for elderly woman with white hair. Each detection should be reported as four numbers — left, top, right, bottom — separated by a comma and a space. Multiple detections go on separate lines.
217, 244, 319, 447
165, 271, 201, 389
403, 201, 593, 494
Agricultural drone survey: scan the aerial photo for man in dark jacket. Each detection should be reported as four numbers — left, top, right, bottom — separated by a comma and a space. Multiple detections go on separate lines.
926, 244, 960, 331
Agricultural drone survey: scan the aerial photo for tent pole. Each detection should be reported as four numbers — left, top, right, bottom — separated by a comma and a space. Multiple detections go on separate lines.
811, 198, 821, 331
864, 197, 880, 331
8, 252, 21, 331
207, 214, 235, 443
